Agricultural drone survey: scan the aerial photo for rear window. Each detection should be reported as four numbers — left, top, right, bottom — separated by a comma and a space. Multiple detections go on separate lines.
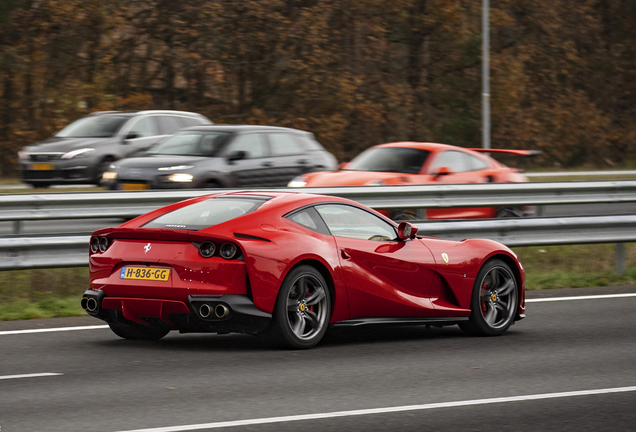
144, 196, 270, 230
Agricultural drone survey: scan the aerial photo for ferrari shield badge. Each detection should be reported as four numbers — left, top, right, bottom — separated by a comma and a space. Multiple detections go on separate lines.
441, 253, 449, 264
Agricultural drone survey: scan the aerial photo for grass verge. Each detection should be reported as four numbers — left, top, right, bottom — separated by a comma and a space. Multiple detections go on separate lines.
0, 243, 635, 321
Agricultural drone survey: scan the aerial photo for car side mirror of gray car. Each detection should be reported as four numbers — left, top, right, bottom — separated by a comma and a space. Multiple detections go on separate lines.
227, 150, 247, 163
124, 131, 140, 141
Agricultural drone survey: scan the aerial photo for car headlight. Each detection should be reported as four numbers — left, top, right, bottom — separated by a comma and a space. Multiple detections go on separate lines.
61, 148, 95, 159
102, 171, 117, 180
288, 175, 307, 187
158, 165, 195, 171
168, 173, 194, 182
18, 151, 30, 160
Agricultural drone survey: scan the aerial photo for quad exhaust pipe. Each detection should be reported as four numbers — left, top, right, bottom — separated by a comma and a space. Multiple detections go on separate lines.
81, 296, 100, 314
198, 303, 230, 320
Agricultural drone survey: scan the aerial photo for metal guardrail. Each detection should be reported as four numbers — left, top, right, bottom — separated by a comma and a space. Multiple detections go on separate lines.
1, 181, 635, 273
2, 180, 636, 228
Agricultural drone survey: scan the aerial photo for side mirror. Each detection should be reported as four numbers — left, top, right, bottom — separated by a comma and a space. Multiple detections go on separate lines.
433, 166, 453, 178
397, 221, 418, 240
124, 131, 140, 141
227, 150, 247, 162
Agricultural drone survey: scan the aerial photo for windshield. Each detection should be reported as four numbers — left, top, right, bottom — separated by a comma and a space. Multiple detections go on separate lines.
147, 132, 230, 156
143, 196, 270, 230
56, 116, 129, 138
345, 147, 430, 174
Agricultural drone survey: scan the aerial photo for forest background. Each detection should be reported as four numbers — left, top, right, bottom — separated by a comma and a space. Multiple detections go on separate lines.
1, 0, 635, 178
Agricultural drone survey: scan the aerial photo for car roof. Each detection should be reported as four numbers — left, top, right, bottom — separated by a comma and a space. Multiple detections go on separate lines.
373, 142, 472, 152
214, 190, 354, 209
87, 110, 206, 118
180, 125, 311, 134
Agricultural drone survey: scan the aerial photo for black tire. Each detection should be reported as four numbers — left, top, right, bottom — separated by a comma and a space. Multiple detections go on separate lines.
460, 259, 518, 336
271, 265, 331, 349
390, 210, 418, 221
496, 207, 524, 218
108, 322, 170, 340
204, 180, 221, 189
28, 182, 51, 188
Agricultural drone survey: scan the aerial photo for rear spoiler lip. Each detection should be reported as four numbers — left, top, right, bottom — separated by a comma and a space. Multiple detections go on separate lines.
468, 148, 541, 156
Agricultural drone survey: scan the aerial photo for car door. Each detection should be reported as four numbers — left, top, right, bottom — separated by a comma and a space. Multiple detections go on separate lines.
265, 132, 310, 186
427, 150, 493, 183
221, 133, 278, 187
314, 204, 437, 318
121, 116, 163, 156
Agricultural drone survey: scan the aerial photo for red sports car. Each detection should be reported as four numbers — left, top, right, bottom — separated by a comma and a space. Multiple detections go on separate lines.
82, 191, 526, 348
288, 142, 537, 220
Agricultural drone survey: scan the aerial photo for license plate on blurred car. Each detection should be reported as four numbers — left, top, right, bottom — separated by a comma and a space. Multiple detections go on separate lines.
120, 266, 170, 281
30, 163, 54, 171
119, 183, 150, 191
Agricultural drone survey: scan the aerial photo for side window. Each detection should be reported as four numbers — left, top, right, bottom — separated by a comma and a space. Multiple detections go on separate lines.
178, 117, 203, 128
431, 151, 470, 173
157, 116, 182, 135
467, 154, 489, 170
129, 117, 159, 138
315, 204, 396, 241
224, 133, 267, 159
268, 133, 305, 156
285, 207, 330, 235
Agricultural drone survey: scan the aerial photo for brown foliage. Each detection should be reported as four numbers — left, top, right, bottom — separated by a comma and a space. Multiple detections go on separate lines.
1, 0, 635, 177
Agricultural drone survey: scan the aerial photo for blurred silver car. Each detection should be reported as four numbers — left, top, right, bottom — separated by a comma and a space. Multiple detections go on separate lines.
102, 125, 338, 190
18, 110, 212, 187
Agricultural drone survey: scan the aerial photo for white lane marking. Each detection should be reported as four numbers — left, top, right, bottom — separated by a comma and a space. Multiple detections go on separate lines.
0, 294, 634, 336
526, 293, 636, 303
114, 386, 636, 432
0, 373, 63, 380
0, 325, 109, 336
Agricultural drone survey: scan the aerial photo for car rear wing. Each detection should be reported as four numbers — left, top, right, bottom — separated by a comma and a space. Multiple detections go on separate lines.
468, 148, 541, 157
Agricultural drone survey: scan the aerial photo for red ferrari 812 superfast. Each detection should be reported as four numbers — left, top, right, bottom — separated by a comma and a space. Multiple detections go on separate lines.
83, 191, 525, 348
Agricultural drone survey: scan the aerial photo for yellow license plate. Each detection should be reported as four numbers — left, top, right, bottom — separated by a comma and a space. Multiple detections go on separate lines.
120, 183, 150, 191
30, 163, 55, 171
119, 266, 170, 281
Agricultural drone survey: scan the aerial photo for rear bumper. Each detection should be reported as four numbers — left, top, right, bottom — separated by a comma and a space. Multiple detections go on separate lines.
81, 289, 271, 334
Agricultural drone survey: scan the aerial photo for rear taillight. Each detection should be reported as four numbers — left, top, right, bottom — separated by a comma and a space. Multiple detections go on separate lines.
220, 242, 239, 260
199, 241, 216, 258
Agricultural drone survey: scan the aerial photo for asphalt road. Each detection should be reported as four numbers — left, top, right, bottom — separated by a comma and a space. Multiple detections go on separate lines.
1, 286, 635, 432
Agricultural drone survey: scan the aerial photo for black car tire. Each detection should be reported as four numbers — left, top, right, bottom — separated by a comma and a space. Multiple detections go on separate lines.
271, 265, 331, 349
108, 322, 170, 340
28, 182, 51, 188
460, 259, 518, 336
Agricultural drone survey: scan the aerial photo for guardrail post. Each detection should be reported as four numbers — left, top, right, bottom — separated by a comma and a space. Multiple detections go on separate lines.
13, 220, 22, 235
615, 243, 626, 275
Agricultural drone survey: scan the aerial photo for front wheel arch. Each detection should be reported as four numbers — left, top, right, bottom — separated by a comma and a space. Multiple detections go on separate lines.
460, 258, 519, 336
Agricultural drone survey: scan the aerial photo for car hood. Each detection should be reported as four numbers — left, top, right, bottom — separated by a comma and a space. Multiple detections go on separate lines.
23, 136, 114, 152
302, 170, 421, 186
113, 155, 221, 169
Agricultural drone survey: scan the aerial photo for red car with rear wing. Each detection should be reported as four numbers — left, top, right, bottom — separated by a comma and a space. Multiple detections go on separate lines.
288, 142, 538, 220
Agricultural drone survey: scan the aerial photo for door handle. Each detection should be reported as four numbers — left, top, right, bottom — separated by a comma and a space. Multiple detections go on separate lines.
261, 162, 273, 167
296, 159, 308, 164
341, 250, 351, 260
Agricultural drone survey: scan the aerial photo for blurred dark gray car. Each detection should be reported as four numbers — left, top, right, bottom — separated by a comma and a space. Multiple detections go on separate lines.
102, 125, 338, 190
18, 110, 212, 187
